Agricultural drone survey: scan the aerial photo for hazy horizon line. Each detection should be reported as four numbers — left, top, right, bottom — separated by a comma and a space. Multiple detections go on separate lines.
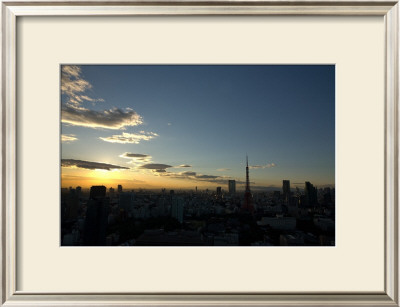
61, 185, 335, 191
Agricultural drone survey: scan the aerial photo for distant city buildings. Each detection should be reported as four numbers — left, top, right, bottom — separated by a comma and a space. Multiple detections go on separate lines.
119, 191, 135, 215
171, 196, 184, 223
61, 169, 334, 247
258, 216, 296, 230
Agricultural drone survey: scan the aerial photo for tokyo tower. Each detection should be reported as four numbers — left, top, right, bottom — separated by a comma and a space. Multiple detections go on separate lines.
242, 155, 254, 213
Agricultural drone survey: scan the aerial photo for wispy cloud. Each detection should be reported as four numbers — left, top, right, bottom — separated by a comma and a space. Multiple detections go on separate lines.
61, 65, 103, 106
61, 134, 78, 142
120, 152, 152, 164
160, 170, 245, 185
139, 163, 172, 171
122, 156, 193, 171
61, 65, 145, 131
62, 105, 143, 130
100, 131, 158, 144
196, 174, 219, 179
61, 159, 129, 171
249, 163, 276, 169
217, 168, 231, 171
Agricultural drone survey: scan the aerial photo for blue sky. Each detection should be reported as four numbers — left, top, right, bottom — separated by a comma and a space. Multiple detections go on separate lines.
61, 65, 335, 190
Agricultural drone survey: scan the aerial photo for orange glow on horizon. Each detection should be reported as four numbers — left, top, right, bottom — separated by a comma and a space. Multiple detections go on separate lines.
61, 167, 334, 191
61, 167, 228, 190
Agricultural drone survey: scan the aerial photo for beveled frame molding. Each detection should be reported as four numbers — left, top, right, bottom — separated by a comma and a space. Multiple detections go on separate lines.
1, 1, 399, 306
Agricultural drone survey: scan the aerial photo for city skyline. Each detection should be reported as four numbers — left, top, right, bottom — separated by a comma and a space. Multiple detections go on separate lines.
61, 65, 335, 190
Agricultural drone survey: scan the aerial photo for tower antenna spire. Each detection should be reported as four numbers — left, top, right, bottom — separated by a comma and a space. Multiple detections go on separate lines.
242, 155, 254, 214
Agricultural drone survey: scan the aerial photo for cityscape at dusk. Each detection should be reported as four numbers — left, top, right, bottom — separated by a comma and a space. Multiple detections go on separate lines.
61, 65, 335, 246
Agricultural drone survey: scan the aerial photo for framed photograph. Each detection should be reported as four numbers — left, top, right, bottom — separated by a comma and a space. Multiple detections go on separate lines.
60, 64, 335, 248
2, 0, 398, 306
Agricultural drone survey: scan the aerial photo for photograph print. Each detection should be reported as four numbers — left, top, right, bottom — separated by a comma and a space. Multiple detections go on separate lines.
61, 65, 335, 246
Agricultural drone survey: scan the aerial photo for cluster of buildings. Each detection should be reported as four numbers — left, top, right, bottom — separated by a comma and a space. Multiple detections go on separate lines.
61, 157, 334, 246
61, 184, 334, 247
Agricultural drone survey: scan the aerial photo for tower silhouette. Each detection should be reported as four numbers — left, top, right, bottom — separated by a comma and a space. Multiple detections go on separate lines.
242, 155, 254, 213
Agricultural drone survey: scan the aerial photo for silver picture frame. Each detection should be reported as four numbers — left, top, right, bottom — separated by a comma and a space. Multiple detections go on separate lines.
2, 1, 399, 306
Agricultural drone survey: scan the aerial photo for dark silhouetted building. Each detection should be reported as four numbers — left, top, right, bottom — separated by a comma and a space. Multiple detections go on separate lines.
228, 180, 236, 194
76, 186, 82, 197
323, 187, 333, 205
282, 180, 290, 204
65, 188, 79, 219
89, 185, 106, 199
109, 187, 115, 198
216, 187, 222, 195
83, 185, 109, 246
305, 181, 318, 207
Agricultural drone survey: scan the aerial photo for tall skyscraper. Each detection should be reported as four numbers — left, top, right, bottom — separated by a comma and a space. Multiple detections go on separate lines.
84, 185, 109, 245
228, 180, 236, 194
65, 187, 79, 219
117, 184, 123, 194
242, 156, 254, 213
304, 181, 317, 207
109, 187, 115, 198
76, 186, 82, 197
89, 185, 106, 199
216, 187, 222, 195
282, 180, 290, 204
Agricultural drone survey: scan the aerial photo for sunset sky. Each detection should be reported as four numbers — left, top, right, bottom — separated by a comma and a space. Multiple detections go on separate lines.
61, 65, 335, 191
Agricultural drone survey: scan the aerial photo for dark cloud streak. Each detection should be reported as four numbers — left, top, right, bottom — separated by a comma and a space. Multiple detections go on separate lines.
61, 159, 129, 171
159, 170, 246, 185
139, 163, 173, 170
121, 153, 151, 159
